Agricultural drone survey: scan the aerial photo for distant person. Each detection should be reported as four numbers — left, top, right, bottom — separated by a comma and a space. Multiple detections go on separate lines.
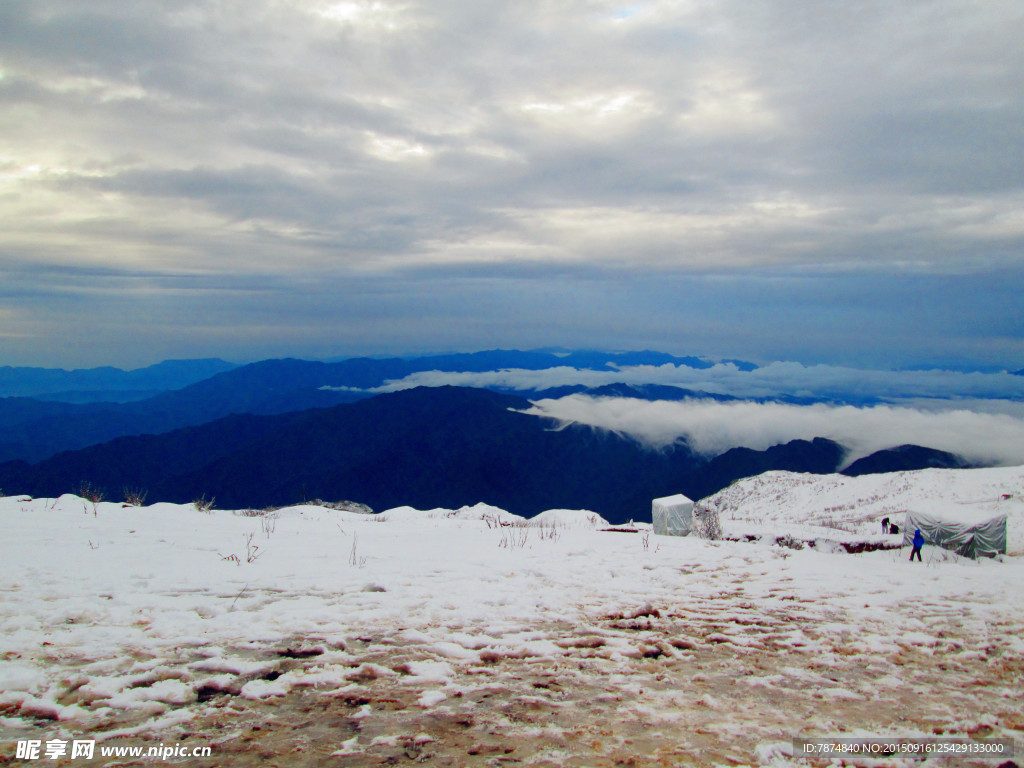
910, 529, 924, 562
882, 516, 890, 534
890, 523, 900, 535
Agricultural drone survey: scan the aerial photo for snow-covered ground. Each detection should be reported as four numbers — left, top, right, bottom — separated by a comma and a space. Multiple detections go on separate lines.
1, 468, 1023, 766
701, 466, 1024, 555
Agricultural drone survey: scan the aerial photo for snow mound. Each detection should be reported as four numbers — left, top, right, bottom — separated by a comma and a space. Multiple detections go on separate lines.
379, 502, 526, 525
528, 509, 608, 528
265, 504, 381, 522
700, 466, 1024, 554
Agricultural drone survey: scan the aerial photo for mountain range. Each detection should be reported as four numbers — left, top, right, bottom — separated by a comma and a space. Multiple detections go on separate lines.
0, 351, 754, 463
0, 350, 996, 520
0, 385, 972, 523
0, 358, 238, 401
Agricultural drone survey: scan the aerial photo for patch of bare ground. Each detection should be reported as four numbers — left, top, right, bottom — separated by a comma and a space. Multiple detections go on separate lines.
4, 607, 1021, 768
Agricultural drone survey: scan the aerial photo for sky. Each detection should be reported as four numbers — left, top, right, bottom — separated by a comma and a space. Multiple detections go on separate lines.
1, 0, 1023, 370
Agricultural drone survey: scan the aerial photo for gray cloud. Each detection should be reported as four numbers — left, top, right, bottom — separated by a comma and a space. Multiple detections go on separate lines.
1, 0, 1022, 367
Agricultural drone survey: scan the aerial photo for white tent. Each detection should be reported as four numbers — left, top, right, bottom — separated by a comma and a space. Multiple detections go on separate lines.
903, 503, 1007, 559
652, 493, 694, 536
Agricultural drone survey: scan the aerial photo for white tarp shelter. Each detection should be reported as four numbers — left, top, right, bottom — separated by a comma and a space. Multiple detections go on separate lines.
903, 503, 1007, 558
652, 493, 694, 536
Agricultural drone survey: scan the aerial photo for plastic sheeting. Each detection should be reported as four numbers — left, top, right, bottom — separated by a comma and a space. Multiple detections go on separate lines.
903, 508, 1007, 558
652, 493, 694, 536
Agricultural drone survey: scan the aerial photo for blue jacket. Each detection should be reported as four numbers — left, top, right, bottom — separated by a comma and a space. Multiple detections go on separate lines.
913, 530, 925, 548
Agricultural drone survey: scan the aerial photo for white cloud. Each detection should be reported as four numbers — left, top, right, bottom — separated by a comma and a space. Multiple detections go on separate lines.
338, 362, 1024, 466
311, 1, 407, 32
364, 133, 433, 162
521, 396, 1024, 468
365, 362, 1024, 402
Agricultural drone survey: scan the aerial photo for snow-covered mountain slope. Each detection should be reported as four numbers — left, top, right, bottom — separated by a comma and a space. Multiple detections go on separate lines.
700, 465, 1024, 554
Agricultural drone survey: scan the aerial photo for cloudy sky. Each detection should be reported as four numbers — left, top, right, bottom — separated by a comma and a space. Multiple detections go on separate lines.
1, 0, 1022, 369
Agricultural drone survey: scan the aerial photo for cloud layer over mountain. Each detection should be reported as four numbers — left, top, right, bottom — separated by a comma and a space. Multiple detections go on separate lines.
367, 362, 1024, 402
522, 396, 1024, 468
358, 361, 1024, 466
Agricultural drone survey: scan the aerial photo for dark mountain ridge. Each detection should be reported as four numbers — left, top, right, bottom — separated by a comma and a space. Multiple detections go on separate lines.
842, 444, 972, 476
0, 386, 960, 523
0, 351, 753, 463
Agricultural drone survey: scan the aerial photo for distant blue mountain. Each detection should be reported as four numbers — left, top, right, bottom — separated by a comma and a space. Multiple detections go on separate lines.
0, 350, 756, 462
550, 349, 716, 370
512, 382, 823, 406
390, 349, 748, 373
0, 358, 238, 401
519, 383, 739, 402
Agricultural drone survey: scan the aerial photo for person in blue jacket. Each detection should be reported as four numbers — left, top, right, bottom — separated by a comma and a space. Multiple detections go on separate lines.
910, 529, 925, 562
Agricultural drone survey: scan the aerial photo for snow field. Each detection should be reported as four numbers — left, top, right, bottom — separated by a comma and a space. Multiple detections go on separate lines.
1, 469, 1023, 765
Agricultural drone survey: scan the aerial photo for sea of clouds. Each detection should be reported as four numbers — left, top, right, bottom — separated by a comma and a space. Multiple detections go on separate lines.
522, 396, 1024, 468
359, 362, 1024, 466
367, 361, 1024, 402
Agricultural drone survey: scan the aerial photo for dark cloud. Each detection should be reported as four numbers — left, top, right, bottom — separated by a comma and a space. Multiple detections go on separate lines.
0, 0, 1022, 368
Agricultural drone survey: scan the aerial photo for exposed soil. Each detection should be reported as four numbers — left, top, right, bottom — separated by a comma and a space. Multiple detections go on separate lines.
3, 604, 1021, 767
